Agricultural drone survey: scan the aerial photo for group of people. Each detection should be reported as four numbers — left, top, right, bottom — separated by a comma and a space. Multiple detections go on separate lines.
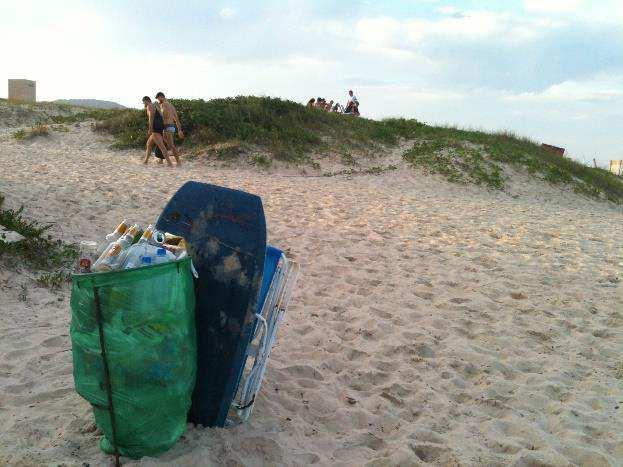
307, 90, 360, 116
142, 92, 184, 166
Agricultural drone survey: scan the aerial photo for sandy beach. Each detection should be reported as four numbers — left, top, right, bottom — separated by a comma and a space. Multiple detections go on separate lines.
1, 123, 622, 466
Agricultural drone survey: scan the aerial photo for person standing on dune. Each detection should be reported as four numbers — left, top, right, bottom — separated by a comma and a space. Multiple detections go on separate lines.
345, 90, 360, 116
156, 92, 184, 166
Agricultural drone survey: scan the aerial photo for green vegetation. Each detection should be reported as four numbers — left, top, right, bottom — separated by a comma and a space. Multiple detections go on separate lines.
250, 154, 271, 168
49, 108, 119, 124
12, 123, 50, 141
37, 271, 73, 290
92, 96, 623, 202
340, 150, 357, 166
403, 140, 504, 189
401, 128, 623, 201
365, 164, 398, 175
95, 96, 422, 157
0, 194, 77, 288
323, 164, 398, 177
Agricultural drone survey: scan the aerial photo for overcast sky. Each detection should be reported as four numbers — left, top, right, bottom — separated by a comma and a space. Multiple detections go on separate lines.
1, 0, 621, 166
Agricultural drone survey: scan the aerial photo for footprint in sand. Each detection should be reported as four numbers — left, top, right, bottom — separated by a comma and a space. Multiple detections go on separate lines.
5, 381, 35, 395
409, 443, 453, 463
282, 364, 325, 381
41, 335, 68, 348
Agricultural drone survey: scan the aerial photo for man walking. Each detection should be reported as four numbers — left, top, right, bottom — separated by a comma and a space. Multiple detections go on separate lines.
155, 92, 184, 165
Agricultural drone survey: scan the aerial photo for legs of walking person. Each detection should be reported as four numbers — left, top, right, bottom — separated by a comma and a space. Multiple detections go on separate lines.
145, 133, 173, 166
144, 137, 154, 164
164, 131, 181, 165
153, 133, 173, 166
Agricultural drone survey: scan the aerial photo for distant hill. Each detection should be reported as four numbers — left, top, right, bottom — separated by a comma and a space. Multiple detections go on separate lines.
54, 99, 125, 109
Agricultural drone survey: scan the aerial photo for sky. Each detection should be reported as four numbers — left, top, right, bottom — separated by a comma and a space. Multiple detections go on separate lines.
1, 0, 622, 166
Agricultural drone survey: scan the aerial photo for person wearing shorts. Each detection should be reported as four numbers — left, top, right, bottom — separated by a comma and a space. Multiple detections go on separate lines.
156, 92, 184, 165
142, 96, 172, 166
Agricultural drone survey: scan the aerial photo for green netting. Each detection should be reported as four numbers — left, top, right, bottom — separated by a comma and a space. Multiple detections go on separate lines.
70, 257, 196, 459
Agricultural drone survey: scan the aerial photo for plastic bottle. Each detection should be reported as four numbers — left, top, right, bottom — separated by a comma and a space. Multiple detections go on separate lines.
153, 247, 176, 264
93, 224, 140, 271
96, 220, 129, 255
106, 220, 129, 242
76, 240, 99, 273
123, 225, 155, 269
151, 229, 166, 247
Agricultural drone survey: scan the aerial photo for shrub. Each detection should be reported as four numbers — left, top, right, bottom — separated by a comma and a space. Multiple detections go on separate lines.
13, 124, 50, 141
96, 96, 424, 154
0, 195, 78, 276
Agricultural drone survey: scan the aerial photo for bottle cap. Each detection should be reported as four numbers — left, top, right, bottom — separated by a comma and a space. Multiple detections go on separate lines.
127, 224, 140, 237
116, 220, 128, 234
141, 256, 152, 264
153, 231, 165, 244
157, 248, 166, 256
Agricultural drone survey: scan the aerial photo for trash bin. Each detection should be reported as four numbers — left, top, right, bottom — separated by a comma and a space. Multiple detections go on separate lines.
70, 257, 196, 459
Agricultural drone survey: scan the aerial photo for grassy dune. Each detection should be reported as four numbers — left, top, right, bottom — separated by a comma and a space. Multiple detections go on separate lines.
5, 96, 622, 202
94, 96, 623, 203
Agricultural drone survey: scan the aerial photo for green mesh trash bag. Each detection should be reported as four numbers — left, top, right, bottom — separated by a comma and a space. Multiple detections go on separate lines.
70, 258, 196, 459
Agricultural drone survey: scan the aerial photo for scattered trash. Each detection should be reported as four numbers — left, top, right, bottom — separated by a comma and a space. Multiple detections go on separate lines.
0, 226, 26, 244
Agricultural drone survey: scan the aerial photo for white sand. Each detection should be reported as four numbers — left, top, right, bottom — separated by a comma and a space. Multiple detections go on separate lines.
1, 124, 622, 466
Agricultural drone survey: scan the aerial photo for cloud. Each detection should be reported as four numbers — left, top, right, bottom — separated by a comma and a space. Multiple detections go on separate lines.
437, 6, 462, 17
504, 75, 623, 103
219, 7, 236, 18
345, 10, 566, 60
523, 0, 585, 13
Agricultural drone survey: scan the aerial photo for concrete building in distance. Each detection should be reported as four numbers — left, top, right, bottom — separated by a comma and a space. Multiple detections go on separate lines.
541, 143, 565, 157
8, 79, 36, 102
609, 160, 622, 176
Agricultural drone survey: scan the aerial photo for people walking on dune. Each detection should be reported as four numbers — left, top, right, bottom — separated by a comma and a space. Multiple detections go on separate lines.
142, 96, 172, 166
156, 92, 184, 166
307, 98, 316, 108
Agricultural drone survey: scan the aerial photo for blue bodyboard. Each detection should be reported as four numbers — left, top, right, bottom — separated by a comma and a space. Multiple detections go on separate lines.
156, 181, 266, 427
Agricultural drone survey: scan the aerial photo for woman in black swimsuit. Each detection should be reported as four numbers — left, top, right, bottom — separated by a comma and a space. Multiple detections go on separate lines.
142, 96, 172, 165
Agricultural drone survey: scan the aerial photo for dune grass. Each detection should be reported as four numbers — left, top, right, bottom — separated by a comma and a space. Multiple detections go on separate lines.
0, 195, 77, 286
12, 123, 50, 141
93, 96, 623, 203
401, 127, 623, 202
95, 96, 423, 158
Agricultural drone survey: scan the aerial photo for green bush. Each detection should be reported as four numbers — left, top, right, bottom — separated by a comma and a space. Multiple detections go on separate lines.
96, 96, 425, 153
94, 96, 623, 203
12, 124, 50, 141
0, 195, 77, 275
